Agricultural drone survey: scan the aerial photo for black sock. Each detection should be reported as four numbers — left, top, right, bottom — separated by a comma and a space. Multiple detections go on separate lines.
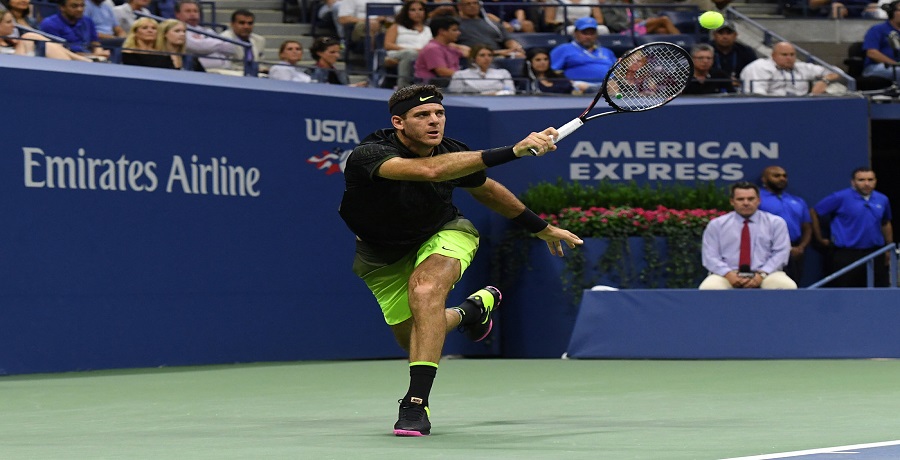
451, 299, 483, 327
404, 362, 438, 407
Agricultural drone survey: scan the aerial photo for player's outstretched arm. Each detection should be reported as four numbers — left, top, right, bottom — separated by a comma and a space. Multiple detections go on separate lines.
535, 225, 584, 257
375, 127, 561, 182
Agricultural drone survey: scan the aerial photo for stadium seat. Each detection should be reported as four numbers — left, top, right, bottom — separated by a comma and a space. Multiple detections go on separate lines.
493, 57, 526, 78
597, 35, 635, 57
510, 32, 566, 51
844, 41, 893, 91
635, 34, 697, 50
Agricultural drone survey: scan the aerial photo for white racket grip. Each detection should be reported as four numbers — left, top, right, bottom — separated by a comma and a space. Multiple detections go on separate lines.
553, 118, 584, 144
528, 118, 584, 155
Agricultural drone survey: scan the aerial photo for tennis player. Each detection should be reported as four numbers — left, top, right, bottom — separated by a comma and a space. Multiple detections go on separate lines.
339, 84, 583, 436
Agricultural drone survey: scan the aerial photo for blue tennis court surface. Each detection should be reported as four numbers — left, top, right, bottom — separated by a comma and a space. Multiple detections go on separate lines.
724, 441, 900, 459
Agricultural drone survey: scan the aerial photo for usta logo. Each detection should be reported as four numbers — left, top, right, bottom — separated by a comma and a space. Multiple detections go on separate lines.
305, 118, 359, 144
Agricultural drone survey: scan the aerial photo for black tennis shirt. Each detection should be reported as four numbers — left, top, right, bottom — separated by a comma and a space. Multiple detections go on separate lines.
339, 128, 487, 248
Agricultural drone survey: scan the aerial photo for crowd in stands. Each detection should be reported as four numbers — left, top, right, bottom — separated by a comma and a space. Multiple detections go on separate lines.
2, 0, 900, 94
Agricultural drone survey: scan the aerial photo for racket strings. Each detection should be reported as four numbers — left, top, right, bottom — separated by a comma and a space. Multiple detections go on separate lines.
608, 44, 692, 112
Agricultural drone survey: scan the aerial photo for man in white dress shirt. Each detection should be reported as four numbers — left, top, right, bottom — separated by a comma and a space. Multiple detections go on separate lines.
174, 0, 235, 70
740, 41, 841, 95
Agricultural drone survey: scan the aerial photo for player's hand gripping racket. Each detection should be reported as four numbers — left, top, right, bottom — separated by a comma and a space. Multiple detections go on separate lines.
529, 42, 693, 155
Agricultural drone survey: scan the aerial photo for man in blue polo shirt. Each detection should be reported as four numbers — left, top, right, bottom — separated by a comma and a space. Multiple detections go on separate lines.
550, 17, 617, 92
811, 167, 894, 287
861, 0, 900, 81
759, 165, 811, 284
40, 0, 107, 58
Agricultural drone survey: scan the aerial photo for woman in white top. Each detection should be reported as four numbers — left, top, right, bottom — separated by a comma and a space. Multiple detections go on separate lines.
383, 0, 431, 88
269, 40, 313, 83
448, 44, 515, 95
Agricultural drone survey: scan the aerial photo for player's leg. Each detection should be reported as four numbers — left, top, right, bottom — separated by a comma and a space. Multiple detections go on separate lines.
389, 307, 469, 352
392, 253, 457, 437
393, 219, 485, 436
406, 254, 459, 365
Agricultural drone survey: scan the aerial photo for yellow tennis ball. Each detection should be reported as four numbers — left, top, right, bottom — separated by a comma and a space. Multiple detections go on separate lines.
698, 11, 724, 30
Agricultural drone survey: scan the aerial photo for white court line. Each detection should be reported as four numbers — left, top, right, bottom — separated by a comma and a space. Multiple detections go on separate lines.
721, 440, 900, 459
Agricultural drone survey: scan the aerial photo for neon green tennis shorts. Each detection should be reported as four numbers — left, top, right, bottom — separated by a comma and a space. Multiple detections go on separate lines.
352, 218, 480, 325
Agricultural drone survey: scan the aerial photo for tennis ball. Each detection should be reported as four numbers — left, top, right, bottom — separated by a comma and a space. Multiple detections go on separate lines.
698, 11, 724, 30
615, 93, 623, 99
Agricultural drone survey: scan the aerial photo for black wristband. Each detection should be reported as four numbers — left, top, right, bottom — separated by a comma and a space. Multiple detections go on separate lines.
481, 146, 518, 167
512, 208, 549, 234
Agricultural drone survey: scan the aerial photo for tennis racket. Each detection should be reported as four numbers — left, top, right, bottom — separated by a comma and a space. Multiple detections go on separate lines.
530, 42, 693, 155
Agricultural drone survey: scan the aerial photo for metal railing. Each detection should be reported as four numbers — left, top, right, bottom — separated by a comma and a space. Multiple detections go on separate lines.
807, 243, 898, 288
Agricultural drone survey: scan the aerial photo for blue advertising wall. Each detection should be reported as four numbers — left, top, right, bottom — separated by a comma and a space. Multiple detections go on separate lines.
0, 57, 870, 374
568, 289, 900, 359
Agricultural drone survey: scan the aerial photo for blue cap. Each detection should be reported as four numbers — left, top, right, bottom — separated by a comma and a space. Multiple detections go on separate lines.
574, 17, 598, 31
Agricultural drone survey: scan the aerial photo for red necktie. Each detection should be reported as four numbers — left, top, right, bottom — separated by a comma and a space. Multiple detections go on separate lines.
739, 219, 751, 268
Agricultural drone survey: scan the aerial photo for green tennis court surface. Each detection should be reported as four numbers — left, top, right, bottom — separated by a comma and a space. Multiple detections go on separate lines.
2, 359, 899, 459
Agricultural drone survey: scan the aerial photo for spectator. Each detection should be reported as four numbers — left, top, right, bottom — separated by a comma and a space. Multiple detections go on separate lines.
455, 0, 524, 57
414, 15, 467, 85
811, 167, 893, 287
0, 9, 91, 60
710, 21, 757, 86
338, 0, 390, 53
220, 9, 265, 66
121, 16, 160, 65
40, 0, 109, 58
699, 181, 797, 290
545, 0, 608, 35
113, 0, 150, 32
758, 165, 812, 284
482, 0, 535, 33
683, 43, 734, 95
523, 47, 575, 94
549, 17, 616, 92
175, 0, 235, 71
448, 43, 515, 94
6, 0, 37, 28
603, 0, 679, 36
861, 1, 900, 82
309, 35, 367, 86
740, 41, 841, 96
268, 39, 312, 82
85, 0, 124, 43
155, 18, 202, 70
384, 0, 432, 88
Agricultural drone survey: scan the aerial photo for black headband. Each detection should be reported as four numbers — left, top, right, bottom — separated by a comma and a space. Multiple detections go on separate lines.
389, 91, 444, 116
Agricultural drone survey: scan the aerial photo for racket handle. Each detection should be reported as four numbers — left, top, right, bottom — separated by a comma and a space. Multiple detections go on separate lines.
554, 118, 584, 143
528, 118, 584, 156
